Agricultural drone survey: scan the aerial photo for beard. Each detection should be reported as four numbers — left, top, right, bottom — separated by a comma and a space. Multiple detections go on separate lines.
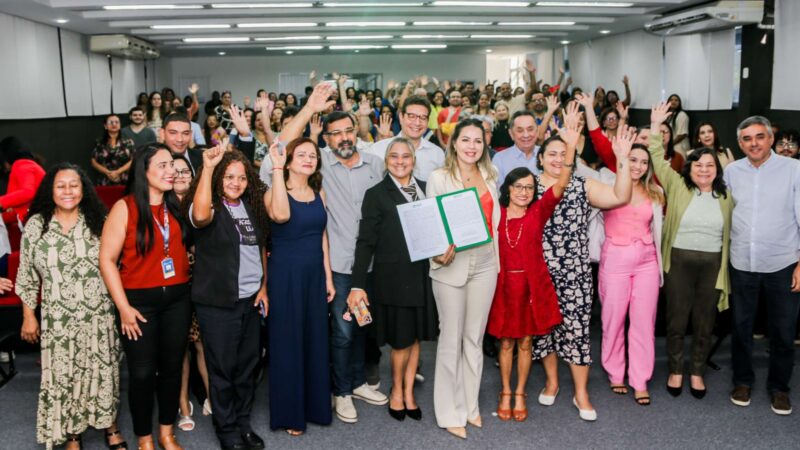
332, 140, 355, 159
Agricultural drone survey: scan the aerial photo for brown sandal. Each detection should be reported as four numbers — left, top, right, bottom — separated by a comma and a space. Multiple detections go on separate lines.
513, 393, 528, 422
157, 434, 183, 450
496, 392, 513, 421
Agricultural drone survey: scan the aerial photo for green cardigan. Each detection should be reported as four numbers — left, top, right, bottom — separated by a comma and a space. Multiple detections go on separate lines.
649, 133, 733, 311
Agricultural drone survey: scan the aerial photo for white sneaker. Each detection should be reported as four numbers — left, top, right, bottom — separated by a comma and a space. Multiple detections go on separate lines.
367, 381, 381, 391
415, 372, 425, 383
538, 387, 559, 406
353, 383, 389, 406
573, 397, 597, 422
334, 395, 358, 423
0, 351, 13, 363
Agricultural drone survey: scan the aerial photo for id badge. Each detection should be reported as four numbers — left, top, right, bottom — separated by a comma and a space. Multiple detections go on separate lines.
162, 257, 176, 279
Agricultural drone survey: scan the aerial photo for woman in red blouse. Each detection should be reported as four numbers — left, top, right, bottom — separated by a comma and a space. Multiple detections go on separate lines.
0, 137, 46, 225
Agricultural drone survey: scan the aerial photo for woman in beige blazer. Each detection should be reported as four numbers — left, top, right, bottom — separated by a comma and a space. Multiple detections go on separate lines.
426, 118, 500, 440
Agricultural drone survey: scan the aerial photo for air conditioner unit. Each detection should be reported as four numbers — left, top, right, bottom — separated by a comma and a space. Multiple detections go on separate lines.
644, 1, 763, 36
90, 34, 160, 60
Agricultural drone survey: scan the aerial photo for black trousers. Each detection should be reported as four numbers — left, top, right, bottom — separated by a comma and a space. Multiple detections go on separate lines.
730, 263, 800, 393
196, 295, 260, 447
122, 283, 192, 437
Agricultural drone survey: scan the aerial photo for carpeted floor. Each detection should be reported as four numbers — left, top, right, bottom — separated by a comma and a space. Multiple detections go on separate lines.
1, 332, 798, 450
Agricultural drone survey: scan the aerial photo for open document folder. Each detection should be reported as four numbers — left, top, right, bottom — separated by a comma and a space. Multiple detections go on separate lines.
396, 187, 492, 262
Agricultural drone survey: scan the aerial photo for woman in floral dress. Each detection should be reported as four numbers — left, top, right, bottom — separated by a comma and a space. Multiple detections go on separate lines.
17, 163, 126, 450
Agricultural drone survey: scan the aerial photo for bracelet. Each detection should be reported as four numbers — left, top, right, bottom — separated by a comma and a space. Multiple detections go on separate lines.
272, 167, 284, 170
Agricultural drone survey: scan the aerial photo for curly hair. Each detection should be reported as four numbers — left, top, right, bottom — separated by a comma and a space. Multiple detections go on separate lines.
283, 138, 323, 192
181, 150, 270, 246
26, 163, 107, 238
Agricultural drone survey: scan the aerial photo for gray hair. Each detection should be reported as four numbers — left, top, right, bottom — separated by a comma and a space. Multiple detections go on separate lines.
737, 115, 773, 140
471, 114, 495, 129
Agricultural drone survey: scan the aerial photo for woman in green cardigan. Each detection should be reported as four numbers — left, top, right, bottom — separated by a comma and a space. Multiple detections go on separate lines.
648, 102, 733, 400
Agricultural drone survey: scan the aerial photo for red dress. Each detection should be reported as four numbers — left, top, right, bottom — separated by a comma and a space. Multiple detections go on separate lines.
487, 187, 563, 339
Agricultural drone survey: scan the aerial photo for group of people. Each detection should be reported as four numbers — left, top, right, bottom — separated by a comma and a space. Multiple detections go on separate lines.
5, 59, 800, 450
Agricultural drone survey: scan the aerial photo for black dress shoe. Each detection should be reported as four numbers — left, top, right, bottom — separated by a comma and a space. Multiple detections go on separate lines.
690, 387, 707, 399
405, 407, 422, 421
241, 432, 265, 450
388, 405, 406, 421
666, 382, 682, 397
221, 443, 248, 450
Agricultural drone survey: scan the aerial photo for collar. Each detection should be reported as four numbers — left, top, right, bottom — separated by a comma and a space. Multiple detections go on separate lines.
745, 150, 776, 170
388, 173, 417, 189
509, 144, 537, 160
326, 148, 366, 168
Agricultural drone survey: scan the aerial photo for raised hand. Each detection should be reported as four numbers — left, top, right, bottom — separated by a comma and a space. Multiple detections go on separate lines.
343, 98, 355, 113
243, 95, 251, 107
378, 113, 393, 137
387, 79, 397, 90
615, 101, 629, 121
454, 79, 462, 89
309, 69, 317, 80
306, 83, 337, 113
309, 113, 323, 138
332, 72, 341, 81
419, 74, 429, 87
443, 80, 451, 91
432, 77, 440, 87
230, 104, 251, 136
357, 98, 371, 116
255, 97, 274, 116
338, 74, 349, 86
575, 92, 594, 110
405, 79, 417, 92
611, 126, 637, 160
622, 74, 630, 85
202, 144, 226, 168
559, 67, 565, 75
562, 100, 581, 131
650, 101, 672, 126
268, 141, 287, 168
546, 95, 560, 116
525, 59, 535, 73
188, 83, 199, 94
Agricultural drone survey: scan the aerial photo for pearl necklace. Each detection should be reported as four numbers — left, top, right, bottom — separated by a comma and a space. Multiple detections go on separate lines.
505, 213, 524, 249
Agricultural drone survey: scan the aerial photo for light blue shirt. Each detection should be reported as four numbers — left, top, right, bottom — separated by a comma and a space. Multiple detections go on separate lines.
491, 144, 541, 185
724, 152, 800, 273
191, 121, 206, 146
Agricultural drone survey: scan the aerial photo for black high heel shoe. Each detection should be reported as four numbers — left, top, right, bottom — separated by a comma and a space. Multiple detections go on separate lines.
105, 429, 128, 450
405, 407, 422, 421
666, 381, 682, 397
690, 387, 707, 399
388, 405, 406, 421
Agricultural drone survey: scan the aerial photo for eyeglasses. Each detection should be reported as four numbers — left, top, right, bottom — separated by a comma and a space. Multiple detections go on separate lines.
324, 127, 355, 138
404, 113, 429, 123
510, 184, 535, 192
223, 175, 247, 183
294, 152, 318, 160
778, 141, 799, 150
175, 169, 192, 178
604, 116, 619, 122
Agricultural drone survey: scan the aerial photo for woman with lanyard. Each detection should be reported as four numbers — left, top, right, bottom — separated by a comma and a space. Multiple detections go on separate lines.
100, 144, 191, 450
185, 145, 269, 450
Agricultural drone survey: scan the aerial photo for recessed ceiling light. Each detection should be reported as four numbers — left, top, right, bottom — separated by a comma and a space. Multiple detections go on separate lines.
254, 36, 322, 41
354, 49, 360, 52
265, 45, 324, 50
55, 18, 69, 24
600, 29, 611, 34
470, 34, 534, 39
286, 50, 294, 54
326, 35, 394, 40
326, 21, 406, 27
402, 34, 469, 39
218, 51, 226, 55
485, 48, 493, 53
420, 49, 428, 52
391, 44, 448, 49
560, 40, 571, 44
329, 44, 389, 49
103, 4, 203, 10
323, 2, 425, 6
536, 1, 633, 6
211, 3, 313, 7
152, 24, 231, 29
183, 37, 250, 43
497, 21, 575, 26
433, 1, 530, 6
238, 22, 318, 28
413, 21, 492, 26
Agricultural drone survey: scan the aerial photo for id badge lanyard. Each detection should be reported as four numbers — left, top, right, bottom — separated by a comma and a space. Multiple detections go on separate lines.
155, 204, 176, 279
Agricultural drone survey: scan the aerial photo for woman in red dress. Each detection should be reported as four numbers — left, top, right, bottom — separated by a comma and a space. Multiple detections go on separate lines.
487, 121, 579, 422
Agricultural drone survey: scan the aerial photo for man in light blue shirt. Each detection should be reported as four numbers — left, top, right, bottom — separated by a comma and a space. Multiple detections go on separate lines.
492, 111, 541, 184
724, 115, 800, 416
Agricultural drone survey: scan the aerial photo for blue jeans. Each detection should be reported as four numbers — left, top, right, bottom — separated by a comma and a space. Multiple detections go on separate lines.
730, 263, 800, 393
329, 272, 372, 396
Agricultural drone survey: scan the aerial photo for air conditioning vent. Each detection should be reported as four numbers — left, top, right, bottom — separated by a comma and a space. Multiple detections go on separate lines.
90, 34, 160, 60
644, 1, 762, 36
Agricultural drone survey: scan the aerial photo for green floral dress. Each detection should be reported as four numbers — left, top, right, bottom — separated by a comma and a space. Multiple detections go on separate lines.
16, 213, 121, 449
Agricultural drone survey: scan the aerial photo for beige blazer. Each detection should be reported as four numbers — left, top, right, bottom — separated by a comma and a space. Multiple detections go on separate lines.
425, 166, 501, 287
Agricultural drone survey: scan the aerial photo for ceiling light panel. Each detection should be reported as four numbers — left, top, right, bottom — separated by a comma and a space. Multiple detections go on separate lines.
413, 21, 492, 26
211, 3, 314, 7
326, 35, 394, 40
326, 22, 406, 27
497, 21, 575, 25
432, 1, 530, 6
401, 34, 469, 39
183, 37, 250, 43
323, 2, 425, 6
103, 4, 204, 10
266, 45, 324, 50
535, 1, 633, 6
254, 36, 323, 41
152, 24, 231, 29
470, 34, 534, 38
329, 44, 388, 49
238, 22, 318, 28
391, 44, 448, 49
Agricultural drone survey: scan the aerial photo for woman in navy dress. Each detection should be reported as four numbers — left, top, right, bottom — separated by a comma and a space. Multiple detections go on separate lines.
264, 138, 335, 436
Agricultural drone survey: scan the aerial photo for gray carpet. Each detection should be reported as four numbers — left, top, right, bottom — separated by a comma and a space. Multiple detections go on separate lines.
1, 333, 798, 450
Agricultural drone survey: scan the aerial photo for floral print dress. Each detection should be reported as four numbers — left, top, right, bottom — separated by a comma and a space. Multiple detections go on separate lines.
91, 138, 134, 186
16, 214, 121, 449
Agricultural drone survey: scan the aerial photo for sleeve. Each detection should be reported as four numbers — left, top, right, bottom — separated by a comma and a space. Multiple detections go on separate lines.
0, 165, 41, 210
648, 133, 681, 193
188, 203, 216, 229
437, 108, 447, 126
675, 111, 689, 136
91, 141, 104, 161
351, 189, 382, 289
425, 171, 446, 270
15, 217, 42, 310
258, 157, 273, 187
589, 128, 617, 172
533, 187, 561, 229
793, 164, 800, 251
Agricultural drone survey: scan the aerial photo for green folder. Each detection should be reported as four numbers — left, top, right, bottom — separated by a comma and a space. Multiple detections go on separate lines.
436, 187, 493, 252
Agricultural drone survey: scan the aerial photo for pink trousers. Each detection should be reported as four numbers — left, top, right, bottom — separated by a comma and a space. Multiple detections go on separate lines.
598, 240, 660, 391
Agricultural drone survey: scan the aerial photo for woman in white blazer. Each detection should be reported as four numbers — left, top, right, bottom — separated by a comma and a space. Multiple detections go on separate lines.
426, 118, 500, 440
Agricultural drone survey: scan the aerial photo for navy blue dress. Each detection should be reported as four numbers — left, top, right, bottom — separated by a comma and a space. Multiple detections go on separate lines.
267, 192, 332, 430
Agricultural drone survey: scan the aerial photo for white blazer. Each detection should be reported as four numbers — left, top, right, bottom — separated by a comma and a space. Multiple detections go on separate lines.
425, 166, 501, 287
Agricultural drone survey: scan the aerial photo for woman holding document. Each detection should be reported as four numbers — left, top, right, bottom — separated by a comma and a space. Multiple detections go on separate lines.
426, 118, 500, 440
486, 120, 578, 423
348, 137, 438, 422
531, 103, 634, 422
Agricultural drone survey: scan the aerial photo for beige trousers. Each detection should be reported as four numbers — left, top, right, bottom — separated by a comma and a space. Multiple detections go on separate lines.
432, 244, 497, 428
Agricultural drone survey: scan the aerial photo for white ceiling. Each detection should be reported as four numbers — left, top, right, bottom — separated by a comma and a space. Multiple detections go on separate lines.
0, 0, 707, 56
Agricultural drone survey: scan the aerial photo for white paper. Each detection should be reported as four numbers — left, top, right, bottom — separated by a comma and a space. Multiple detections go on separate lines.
397, 198, 450, 262
439, 190, 490, 248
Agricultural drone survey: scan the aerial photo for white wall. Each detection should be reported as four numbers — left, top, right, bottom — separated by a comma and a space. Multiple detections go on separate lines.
169, 53, 486, 102
771, 0, 800, 110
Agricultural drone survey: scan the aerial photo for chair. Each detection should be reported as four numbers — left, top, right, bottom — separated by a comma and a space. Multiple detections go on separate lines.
0, 251, 22, 389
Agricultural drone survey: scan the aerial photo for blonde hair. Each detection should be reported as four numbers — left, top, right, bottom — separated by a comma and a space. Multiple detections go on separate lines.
631, 145, 665, 204
443, 118, 497, 182
384, 137, 416, 171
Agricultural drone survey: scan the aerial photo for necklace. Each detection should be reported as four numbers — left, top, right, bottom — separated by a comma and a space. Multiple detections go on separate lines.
505, 213, 524, 249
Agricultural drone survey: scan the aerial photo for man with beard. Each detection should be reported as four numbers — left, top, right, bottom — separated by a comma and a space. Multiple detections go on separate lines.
436, 90, 462, 148
369, 96, 444, 182
530, 92, 561, 136
279, 83, 388, 424
498, 59, 538, 115
121, 106, 157, 148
